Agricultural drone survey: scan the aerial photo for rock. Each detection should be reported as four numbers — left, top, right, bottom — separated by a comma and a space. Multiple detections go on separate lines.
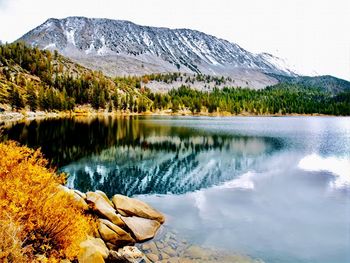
183, 246, 210, 260
78, 237, 109, 263
161, 252, 170, 260
121, 216, 161, 242
168, 258, 181, 263
112, 194, 165, 223
107, 250, 129, 262
98, 219, 135, 247
74, 189, 87, 199
118, 246, 150, 263
146, 253, 159, 262
73, 192, 89, 211
142, 241, 158, 255
58, 186, 89, 210
163, 246, 176, 257
96, 190, 114, 207
155, 241, 165, 249
86, 191, 125, 227
141, 243, 151, 251
105, 242, 118, 251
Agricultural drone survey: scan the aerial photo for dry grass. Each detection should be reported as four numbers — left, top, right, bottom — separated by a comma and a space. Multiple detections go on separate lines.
0, 141, 93, 262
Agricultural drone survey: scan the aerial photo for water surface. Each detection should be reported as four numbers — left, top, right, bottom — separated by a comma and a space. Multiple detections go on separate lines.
1, 116, 349, 263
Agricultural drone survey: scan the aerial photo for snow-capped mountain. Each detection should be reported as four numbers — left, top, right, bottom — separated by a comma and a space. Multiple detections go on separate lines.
18, 17, 297, 86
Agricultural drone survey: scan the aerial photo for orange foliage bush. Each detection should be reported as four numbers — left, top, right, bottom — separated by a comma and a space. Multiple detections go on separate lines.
0, 141, 93, 262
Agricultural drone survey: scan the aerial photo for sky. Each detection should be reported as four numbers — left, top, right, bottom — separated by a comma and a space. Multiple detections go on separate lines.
0, 0, 349, 80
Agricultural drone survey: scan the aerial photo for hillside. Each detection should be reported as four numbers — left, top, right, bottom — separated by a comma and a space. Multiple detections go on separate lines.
0, 42, 150, 112
268, 74, 350, 95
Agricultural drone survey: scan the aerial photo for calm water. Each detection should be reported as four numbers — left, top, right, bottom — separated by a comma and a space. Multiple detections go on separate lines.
1, 116, 350, 263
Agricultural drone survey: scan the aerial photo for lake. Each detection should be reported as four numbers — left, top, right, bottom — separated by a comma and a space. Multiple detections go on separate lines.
1, 116, 350, 263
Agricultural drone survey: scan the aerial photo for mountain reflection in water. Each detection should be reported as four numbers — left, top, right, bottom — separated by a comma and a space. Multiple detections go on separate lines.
1, 116, 283, 196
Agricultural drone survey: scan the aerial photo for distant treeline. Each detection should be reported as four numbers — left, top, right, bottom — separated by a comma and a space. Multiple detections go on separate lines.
0, 43, 349, 115
146, 84, 350, 115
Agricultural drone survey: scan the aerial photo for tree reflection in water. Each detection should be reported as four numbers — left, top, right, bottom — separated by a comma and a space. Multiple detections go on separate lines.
1, 116, 284, 196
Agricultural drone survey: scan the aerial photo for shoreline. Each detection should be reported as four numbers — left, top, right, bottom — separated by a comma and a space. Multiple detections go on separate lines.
0, 109, 346, 125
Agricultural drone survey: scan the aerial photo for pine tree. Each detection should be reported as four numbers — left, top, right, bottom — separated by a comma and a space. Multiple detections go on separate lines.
112, 92, 119, 110
108, 101, 113, 112
26, 83, 37, 111
9, 87, 24, 110
98, 90, 106, 109
128, 94, 134, 112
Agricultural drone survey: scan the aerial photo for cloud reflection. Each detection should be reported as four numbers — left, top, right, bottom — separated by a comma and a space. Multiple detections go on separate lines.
298, 154, 350, 189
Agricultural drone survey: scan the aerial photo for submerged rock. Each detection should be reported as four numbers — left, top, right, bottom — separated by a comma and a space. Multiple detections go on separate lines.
121, 216, 161, 242
112, 194, 165, 223
117, 246, 150, 263
146, 253, 159, 262
107, 246, 150, 263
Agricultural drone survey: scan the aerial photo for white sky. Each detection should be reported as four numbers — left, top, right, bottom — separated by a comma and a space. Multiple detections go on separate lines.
0, 0, 349, 80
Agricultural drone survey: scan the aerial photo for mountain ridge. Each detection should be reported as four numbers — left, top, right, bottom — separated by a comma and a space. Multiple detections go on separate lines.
18, 16, 296, 88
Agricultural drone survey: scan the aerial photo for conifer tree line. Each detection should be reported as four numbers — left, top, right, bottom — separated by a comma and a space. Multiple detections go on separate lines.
145, 85, 350, 115
0, 43, 349, 115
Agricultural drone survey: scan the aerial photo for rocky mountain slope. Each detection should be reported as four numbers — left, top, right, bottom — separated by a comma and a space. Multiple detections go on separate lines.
18, 17, 298, 88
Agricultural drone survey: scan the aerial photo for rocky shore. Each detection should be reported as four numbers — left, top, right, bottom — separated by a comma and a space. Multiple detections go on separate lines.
64, 187, 165, 263
0, 108, 333, 125
65, 187, 261, 263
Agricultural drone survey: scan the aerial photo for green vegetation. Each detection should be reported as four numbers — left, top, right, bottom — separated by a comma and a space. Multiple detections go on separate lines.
146, 84, 350, 115
268, 73, 350, 95
139, 72, 232, 85
0, 43, 349, 116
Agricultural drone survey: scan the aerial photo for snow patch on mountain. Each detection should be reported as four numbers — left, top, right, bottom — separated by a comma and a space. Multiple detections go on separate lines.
65, 29, 76, 46
43, 43, 56, 50
257, 52, 300, 76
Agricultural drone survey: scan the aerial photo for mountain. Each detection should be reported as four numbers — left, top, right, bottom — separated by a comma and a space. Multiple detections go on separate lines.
18, 17, 299, 88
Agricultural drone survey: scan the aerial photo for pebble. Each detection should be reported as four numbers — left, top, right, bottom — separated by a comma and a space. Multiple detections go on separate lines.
161, 252, 170, 260
163, 246, 176, 257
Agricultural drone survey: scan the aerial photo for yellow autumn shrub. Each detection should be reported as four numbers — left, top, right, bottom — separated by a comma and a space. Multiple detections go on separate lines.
0, 141, 93, 262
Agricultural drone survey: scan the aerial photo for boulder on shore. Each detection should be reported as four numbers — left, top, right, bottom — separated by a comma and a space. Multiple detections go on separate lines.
76, 190, 165, 263
78, 237, 109, 263
98, 219, 135, 247
86, 191, 125, 227
96, 190, 114, 207
121, 216, 161, 242
112, 194, 165, 223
